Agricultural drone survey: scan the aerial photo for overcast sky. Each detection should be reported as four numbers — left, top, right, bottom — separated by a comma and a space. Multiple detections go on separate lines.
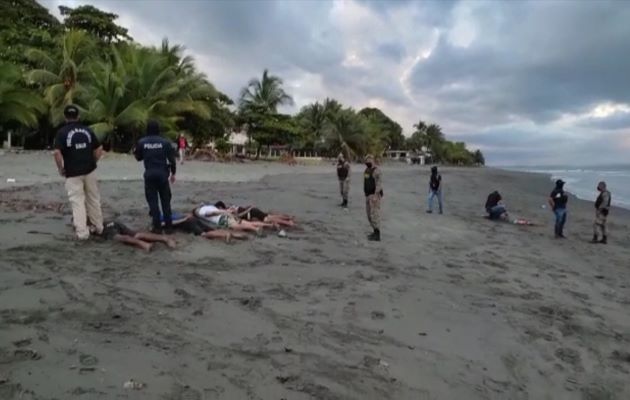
40, 0, 630, 166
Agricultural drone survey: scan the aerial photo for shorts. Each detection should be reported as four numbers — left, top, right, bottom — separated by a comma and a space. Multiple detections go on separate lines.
174, 218, 207, 235
238, 207, 268, 221
101, 221, 136, 240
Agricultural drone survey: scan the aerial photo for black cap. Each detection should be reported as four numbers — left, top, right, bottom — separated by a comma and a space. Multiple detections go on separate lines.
146, 120, 160, 135
63, 105, 79, 119
556, 179, 565, 186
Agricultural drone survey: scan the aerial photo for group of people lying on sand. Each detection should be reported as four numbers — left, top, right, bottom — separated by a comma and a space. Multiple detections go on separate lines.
95, 202, 297, 251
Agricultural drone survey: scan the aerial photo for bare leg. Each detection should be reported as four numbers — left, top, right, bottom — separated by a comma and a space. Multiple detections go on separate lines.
229, 221, 264, 235
201, 230, 241, 243
269, 213, 295, 221
265, 216, 295, 228
135, 232, 176, 249
113, 234, 153, 252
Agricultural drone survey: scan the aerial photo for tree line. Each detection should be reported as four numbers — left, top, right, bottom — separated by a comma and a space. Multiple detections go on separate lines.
0, 0, 484, 165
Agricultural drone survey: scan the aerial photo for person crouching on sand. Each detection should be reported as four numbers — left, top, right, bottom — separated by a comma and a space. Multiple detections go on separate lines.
592, 181, 611, 244
485, 190, 508, 220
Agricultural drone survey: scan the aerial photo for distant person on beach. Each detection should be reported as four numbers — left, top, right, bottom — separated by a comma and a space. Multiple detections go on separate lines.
337, 153, 350, 208
548, 179, 569, 238
485, 190, 508, 220
99, 220, 175, 252
53, 104, 104, 240
427, 166, 443, 214
134, 120, 177, 234
364, 154, 383, 241
592, 181, 611, 244
177, 133, 188, 165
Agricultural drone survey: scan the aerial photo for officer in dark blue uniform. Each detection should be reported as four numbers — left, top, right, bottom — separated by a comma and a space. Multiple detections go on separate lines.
134, 120, 177, 233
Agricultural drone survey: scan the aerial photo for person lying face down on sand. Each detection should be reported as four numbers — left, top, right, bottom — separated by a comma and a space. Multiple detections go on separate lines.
97, 220, 176, 252
193, 203, 273, 235
216, 201, 297, 228
484, 191, 536, 226
163, 212, 248, 243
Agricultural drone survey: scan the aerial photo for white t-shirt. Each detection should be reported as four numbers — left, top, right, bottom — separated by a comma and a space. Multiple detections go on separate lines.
197, 205, 222, 225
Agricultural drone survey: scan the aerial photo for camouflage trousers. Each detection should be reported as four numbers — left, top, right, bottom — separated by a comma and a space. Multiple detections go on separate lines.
339, 179, 350, 200
366, 194, 381, 230
593, 210, 608, 237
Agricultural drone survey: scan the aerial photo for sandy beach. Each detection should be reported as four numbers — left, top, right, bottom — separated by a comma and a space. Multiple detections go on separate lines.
1, 152, 629, 400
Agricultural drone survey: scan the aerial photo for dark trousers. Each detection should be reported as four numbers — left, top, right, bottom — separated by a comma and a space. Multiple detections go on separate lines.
144, 173, 172, 230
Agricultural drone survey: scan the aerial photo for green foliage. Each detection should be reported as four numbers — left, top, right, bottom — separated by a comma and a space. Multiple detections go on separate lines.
1, 3, 483, 164
215, 137, 230, 155
0, 0, 61, 67
238, 69, 296, 156
59, 5, 131, 43
358, 107, 405, 150
0, 61, 46, 129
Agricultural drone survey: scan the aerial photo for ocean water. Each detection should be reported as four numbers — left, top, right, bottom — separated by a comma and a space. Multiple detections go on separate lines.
505, 165, 630, 209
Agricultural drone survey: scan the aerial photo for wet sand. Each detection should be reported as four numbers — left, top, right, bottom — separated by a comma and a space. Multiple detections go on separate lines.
1, 153, 630, 399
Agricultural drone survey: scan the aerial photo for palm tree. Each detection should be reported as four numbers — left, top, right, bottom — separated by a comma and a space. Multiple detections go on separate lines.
0, 62, 46, 130
84, 44, 216, 150
325, 108, 368, 159
239, 69, 293, 114
25, 30, 95, 127
295, 102, 327, 150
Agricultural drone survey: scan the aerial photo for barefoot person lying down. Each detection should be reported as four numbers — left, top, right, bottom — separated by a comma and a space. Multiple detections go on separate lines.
193, 203, 273, 235
164, 212, 248, 243
216, 201, 296, 228
99, 220, 176, 251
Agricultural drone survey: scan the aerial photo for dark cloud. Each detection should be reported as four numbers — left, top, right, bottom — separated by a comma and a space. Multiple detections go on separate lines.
41, 0, 630, 164
409, 1, 630, 127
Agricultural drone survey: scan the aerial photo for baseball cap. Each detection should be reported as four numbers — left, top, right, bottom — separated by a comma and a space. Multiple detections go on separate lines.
63, 105, 79, 119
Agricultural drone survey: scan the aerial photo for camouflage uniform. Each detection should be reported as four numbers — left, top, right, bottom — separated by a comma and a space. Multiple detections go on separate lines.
364, 162, 382, 236
593, 186, 611, 243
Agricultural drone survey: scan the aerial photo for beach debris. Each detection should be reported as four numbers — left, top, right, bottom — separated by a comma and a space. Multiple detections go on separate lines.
418, 332, 427, 336
370, 311, 386, 320
79, 354, 98, 366
12, 338, 32, 348
284, 347, 294, 353
611, 350, 630, 363
123, 379, 146, 390
79, 367, 96, 374
379, 360, 390, 370
277, 229, 287, 238
14, 348, 41, 360
6, 178, 16, 183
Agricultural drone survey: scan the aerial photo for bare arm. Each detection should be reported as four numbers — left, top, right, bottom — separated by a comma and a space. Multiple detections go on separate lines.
548, 197, 555, 209
53, 150, 65, 176
93, 145, 103, 162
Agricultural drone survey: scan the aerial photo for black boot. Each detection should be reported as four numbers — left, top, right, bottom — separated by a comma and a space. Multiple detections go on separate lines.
341, 199, 348, 208
599, 235, 607, 244
591, 235, 598, 243
368, 229, 380, 241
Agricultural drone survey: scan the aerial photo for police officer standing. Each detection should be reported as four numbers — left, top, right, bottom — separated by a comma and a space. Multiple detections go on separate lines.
134, 120, 176, 233
53, 105, 104, 240
363, 154, 383, 241
336, 153, 350, 208
592, 181, 611, 244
